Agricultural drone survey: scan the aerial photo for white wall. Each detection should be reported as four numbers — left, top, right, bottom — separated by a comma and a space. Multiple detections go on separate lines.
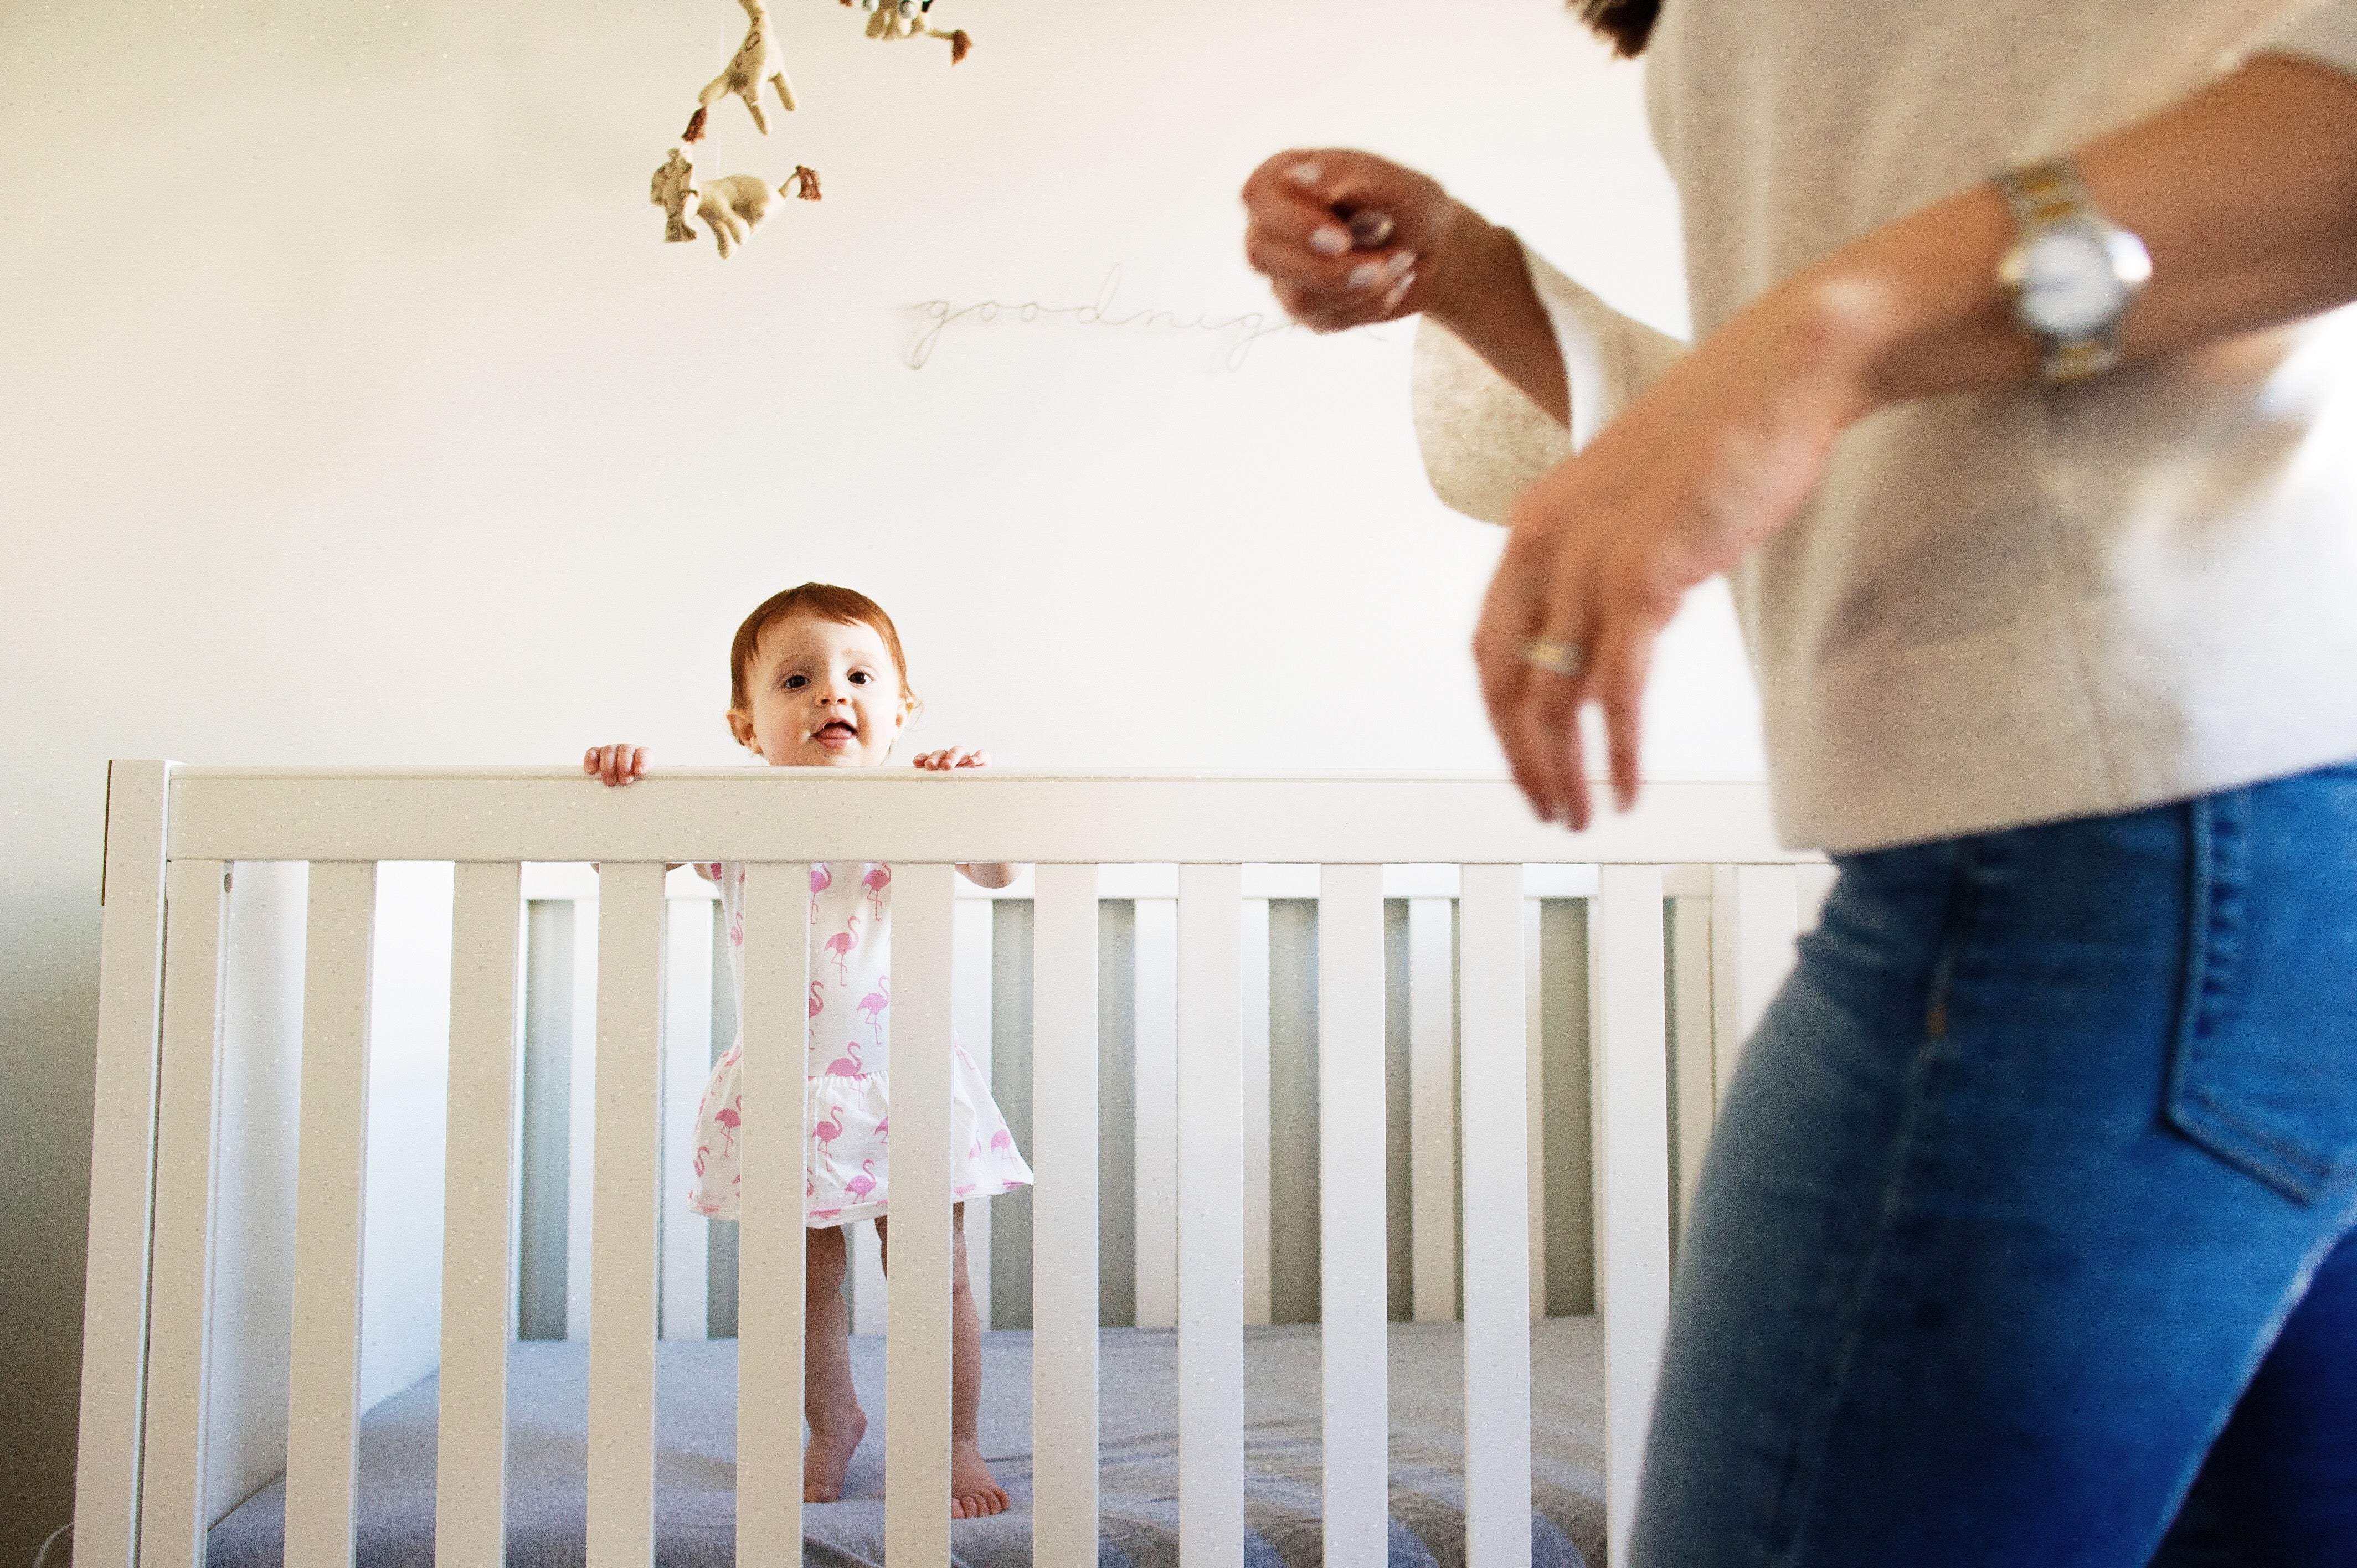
0, 0, 1761, 1557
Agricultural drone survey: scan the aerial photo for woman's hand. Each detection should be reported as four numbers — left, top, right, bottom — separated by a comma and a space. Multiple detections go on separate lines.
1239, 149, 1465, 332
1476, 282, 1875, 830
1242, 147, 1571, 422
912, 746, 990, 771
585, 742, 650, 787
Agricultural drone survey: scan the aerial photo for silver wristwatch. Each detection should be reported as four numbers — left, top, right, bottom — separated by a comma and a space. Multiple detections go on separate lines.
1993, 157, 2152, 383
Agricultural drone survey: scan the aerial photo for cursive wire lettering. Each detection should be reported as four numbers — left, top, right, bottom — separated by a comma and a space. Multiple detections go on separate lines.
907, 265, 1305, 370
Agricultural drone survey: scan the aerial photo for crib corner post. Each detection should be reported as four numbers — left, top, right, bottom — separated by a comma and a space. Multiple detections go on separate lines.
74, 761, 175, 1568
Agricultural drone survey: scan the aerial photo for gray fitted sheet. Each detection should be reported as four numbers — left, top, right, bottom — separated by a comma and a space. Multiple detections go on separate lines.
208, 1319, 1607, 1568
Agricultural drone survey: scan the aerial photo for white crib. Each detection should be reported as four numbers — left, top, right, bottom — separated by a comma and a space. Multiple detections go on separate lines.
73, 764, 1827, 1568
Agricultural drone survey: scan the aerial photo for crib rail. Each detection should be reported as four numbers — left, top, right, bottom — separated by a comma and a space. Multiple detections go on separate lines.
78, 764, 1822, 1568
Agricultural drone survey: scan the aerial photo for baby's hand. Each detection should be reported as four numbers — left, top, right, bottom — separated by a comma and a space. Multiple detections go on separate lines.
912, 747, 990, 771
584, 743, 650, 787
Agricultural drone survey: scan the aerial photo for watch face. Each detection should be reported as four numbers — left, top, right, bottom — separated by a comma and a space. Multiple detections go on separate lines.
2017, 224, 2126, 337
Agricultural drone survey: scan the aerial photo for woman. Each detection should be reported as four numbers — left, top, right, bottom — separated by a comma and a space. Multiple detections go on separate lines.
1242, 3, 2357, 1563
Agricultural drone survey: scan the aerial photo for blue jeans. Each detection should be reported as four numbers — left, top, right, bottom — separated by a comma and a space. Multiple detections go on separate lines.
1630, 765, 2357, 1567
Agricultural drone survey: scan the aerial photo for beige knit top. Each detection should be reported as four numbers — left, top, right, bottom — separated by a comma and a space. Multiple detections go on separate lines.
1413, 0, 2357, 852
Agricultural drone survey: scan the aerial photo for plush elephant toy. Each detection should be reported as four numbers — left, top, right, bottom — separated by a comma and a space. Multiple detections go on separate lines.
696, 167, 823, 259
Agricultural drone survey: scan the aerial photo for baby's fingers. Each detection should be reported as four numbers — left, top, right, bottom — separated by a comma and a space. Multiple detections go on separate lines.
587, 743, 649, 786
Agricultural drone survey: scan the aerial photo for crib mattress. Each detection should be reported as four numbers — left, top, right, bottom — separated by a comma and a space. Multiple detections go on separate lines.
206, 1319, 1609, 1568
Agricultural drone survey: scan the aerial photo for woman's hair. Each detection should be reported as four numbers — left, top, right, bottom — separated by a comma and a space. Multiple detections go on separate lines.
729, 582, 919, 720
1574, 0, 1658, 56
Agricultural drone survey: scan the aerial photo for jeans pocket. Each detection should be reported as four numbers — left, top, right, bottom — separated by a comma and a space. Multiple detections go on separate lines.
2165, 789, 2357, 1204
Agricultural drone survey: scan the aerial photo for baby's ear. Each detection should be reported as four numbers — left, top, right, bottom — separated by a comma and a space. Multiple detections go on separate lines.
726, 708, 759, 751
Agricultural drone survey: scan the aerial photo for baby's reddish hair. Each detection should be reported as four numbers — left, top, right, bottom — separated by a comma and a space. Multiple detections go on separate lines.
728, 583, 917, 722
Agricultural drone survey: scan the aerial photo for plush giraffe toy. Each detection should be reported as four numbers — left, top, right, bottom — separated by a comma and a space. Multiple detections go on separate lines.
650, 0, 977, 259
697, 167, 822, 258
652, 147, 820, 256
684, 0, 799, 142
844, 0, 973, 65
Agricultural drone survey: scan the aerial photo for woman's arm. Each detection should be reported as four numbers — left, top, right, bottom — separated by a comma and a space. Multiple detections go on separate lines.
1240, 152, 1571, 422
1477, 53, 2357, 831
1828, 55, 2357, 415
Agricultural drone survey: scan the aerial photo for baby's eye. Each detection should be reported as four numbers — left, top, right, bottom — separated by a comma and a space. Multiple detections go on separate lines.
850, 670, 873, 685
782, 674, 808, 690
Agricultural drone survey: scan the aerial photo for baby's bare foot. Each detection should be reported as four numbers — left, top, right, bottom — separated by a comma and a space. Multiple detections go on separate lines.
950, 1438, 1010, 1519
803, 1406, 867, 1503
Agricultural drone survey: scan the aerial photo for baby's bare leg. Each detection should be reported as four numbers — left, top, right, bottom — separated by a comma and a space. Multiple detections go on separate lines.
802, 1226, 866, 1503
874, 1207, 1010, 1518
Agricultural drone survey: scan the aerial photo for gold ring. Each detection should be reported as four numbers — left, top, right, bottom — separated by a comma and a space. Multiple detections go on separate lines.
1521, 636, 1585, 679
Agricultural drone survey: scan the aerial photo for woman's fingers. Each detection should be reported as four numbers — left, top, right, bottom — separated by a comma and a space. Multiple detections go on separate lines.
1242, 148, 1449, 328
1473, 551, 1555, 816
1244, 220, 1416, 307
1587, 611, 1659, 813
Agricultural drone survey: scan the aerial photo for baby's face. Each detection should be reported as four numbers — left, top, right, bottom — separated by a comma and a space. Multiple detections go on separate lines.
729, 613, 910, 768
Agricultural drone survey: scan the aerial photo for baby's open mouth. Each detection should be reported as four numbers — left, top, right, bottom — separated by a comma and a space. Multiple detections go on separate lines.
814, 720, 858, 740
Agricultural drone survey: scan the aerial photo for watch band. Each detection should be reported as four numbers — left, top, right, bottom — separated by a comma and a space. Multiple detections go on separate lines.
1994, 157, 2132, 384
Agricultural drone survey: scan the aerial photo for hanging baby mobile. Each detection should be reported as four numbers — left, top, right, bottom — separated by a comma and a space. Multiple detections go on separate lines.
649, 0, 976, 260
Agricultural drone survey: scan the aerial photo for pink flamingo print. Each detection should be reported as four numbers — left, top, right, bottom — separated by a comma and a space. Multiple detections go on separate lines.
694, 1145, 709, 1178
823, 914, 861, 984
713, 1104, 741, 1156
822, 1038, 864, 1078
813, 1106, 846, 1157
862, 864, 892, 913
810, 864, 832, 923
989, 1127, 1015, 1159
874, 1115, 889, 1142
856, 975, 891, 1045
809, 979, 825, 1018
844, 1159, 880, 1205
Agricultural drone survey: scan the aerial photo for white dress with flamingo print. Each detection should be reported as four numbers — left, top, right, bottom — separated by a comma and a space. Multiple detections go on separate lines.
686, 860, 1035, 1227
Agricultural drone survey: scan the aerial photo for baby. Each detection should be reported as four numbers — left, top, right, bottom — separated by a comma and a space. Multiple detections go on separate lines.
585, 581, 1033, 1518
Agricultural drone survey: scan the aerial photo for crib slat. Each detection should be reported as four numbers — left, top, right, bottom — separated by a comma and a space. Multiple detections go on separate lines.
282, 862, 378, 1568
1408, 895, 1457, 1322
1525, 895, 1547, 1318
76, 762, 171, 1568
1031, 864, 1102, 1568
1176, 864, 1245, 1568
1241, 894, 1274, 1329
1317, 865, 1388, 1568
1459, 865, 1532, 1568
1669, 879, 1717, 1239
135, 859, 230, 1568
1709, 864, 1799, 1113
1594, 865, 1671, 1568
568, 895, 599, 1340
1133, 891, 1180, 1328
661, 891, 714, 1339
438, 862, 523, 1568
737, 863, 811, 1568
953, 895, 996, 1328
886, 863, 958, 1568
588, 862, 665, 1568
